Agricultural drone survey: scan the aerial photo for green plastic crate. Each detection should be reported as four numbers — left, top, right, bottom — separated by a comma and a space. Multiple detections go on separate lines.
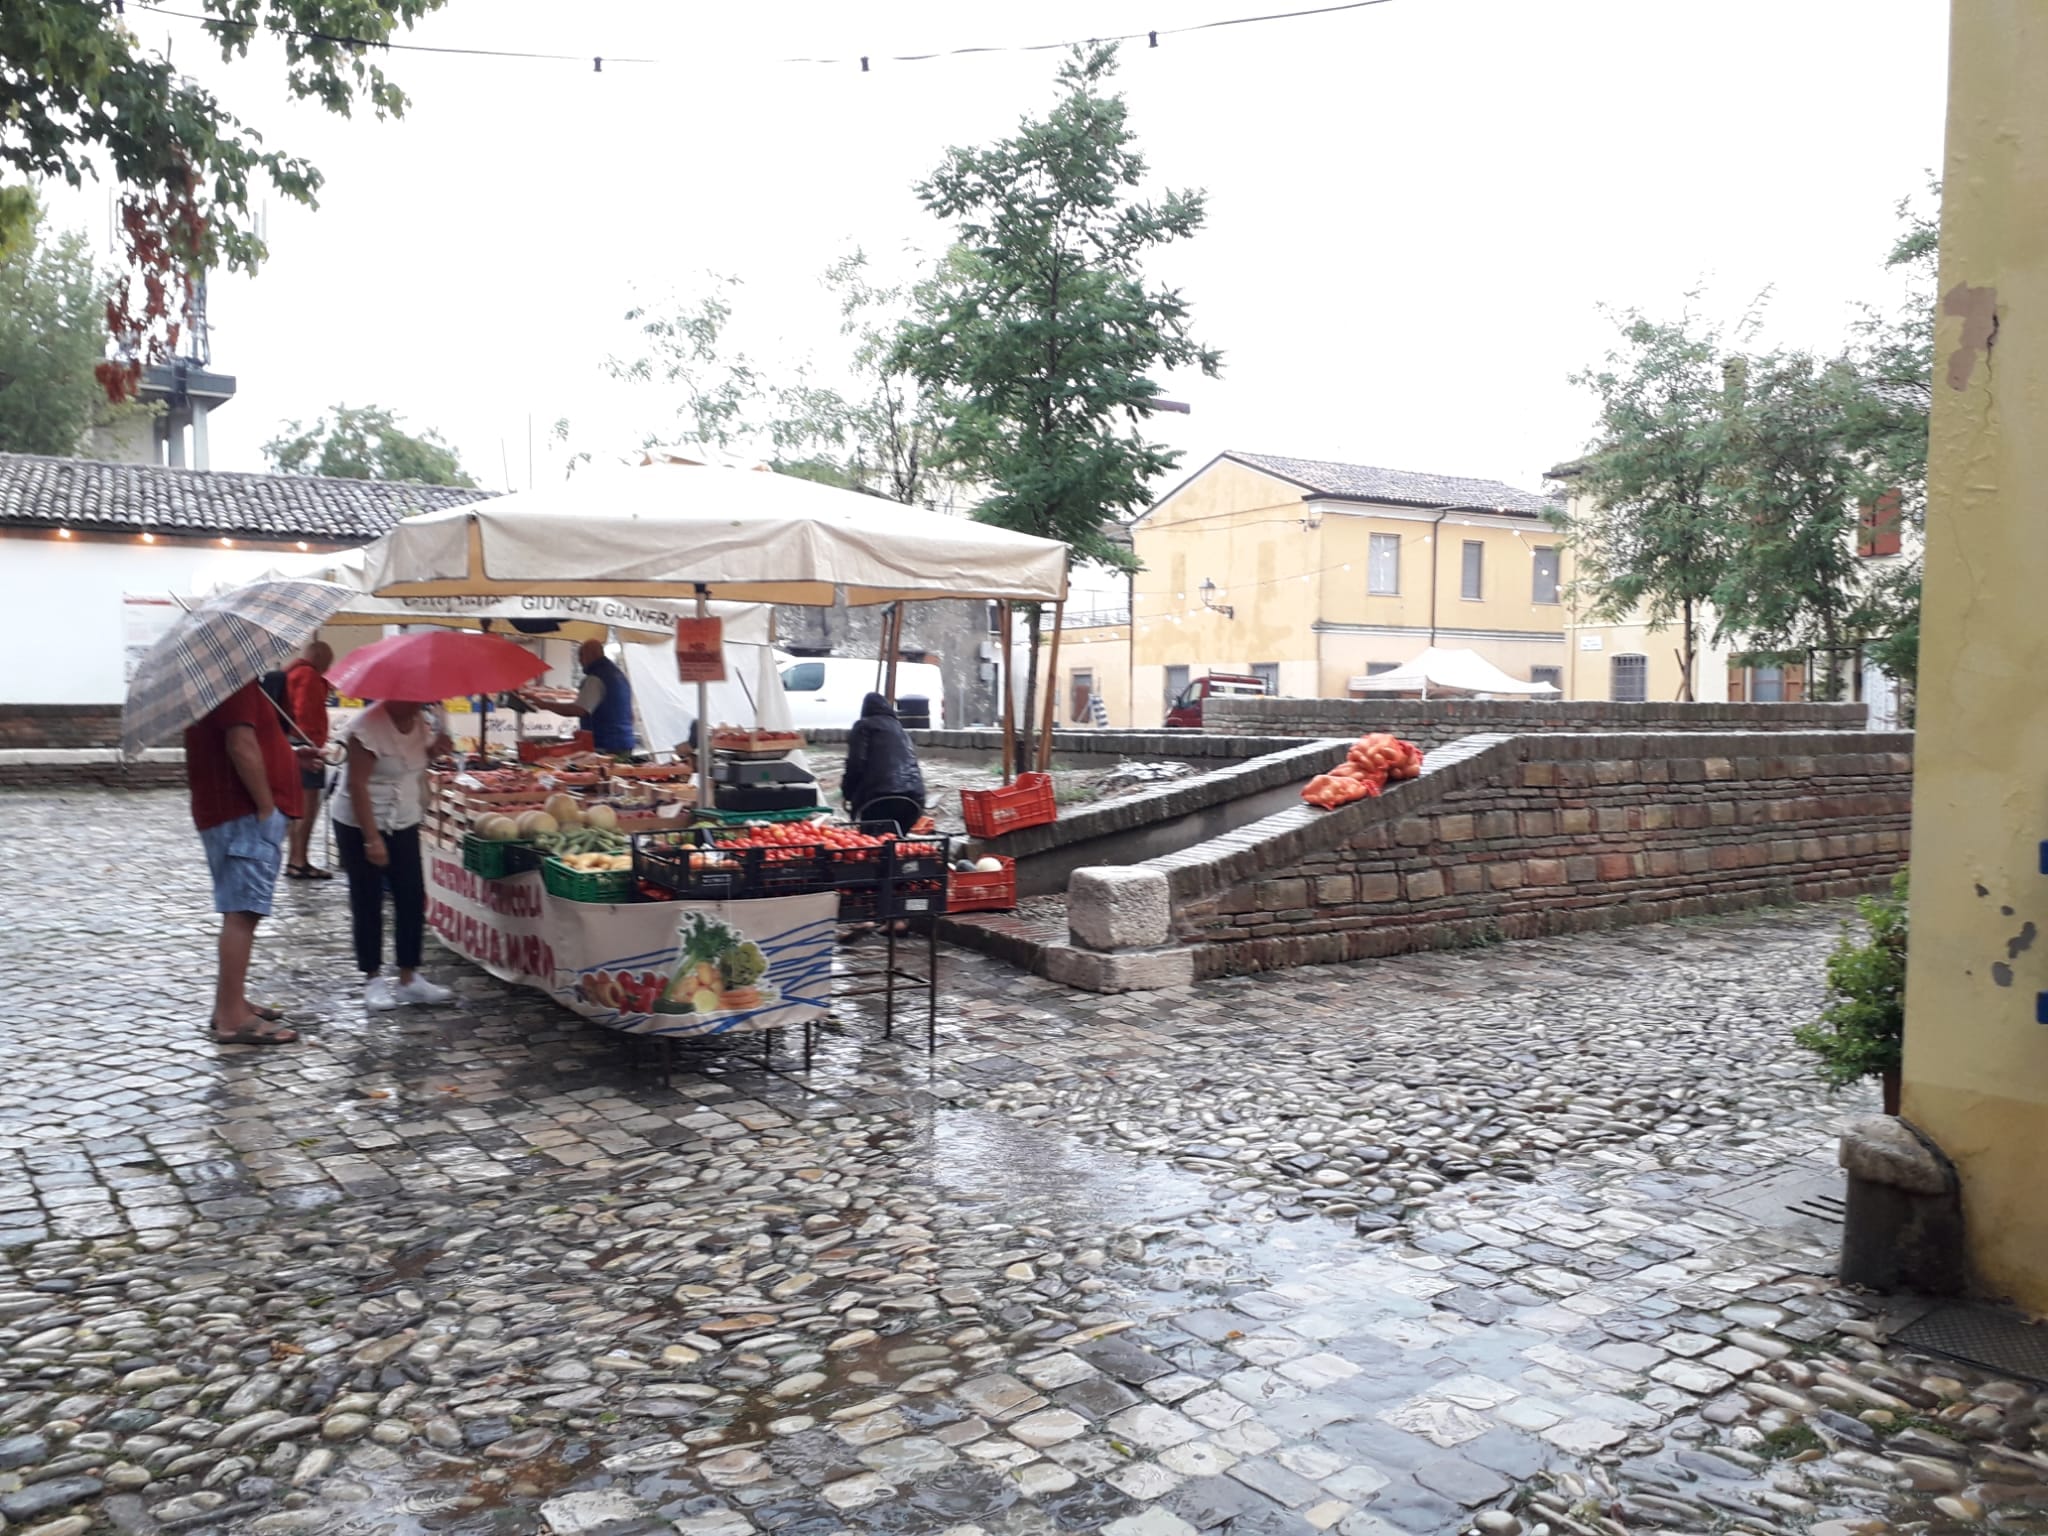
462, 834, 543, 880
541, 855, 635, 903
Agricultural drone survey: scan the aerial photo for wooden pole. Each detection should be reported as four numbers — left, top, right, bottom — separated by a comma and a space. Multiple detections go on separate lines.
694, 588, 714, 811
1038, 599, 1065, 776
883, 603, 903, 702
999, 602, 1016, 783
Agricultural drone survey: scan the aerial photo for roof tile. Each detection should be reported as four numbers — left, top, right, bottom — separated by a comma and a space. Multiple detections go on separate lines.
0, 453, 493, 542
1227, 451, 1557, 516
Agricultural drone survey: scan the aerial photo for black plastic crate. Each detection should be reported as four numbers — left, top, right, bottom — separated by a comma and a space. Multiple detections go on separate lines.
836, 886, 882, 924
886, 879, 949, 919
888, 834, 952, 884
633, 834, 756, 900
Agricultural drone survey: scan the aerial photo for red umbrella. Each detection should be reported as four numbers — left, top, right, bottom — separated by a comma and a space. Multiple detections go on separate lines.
327, 630, 549, 703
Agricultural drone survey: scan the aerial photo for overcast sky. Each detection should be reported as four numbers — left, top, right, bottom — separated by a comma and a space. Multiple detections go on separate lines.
44, 0, 1949, 498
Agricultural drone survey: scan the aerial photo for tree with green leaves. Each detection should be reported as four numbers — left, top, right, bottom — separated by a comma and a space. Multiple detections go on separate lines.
1843, 183, 1937, 698
1714, 349, 1883, 699
265, 404, 475, 487
0, 205, 126, 456
1557, 308, 1745, 700
893, 42, 1221, 763
1, 1, 449, 394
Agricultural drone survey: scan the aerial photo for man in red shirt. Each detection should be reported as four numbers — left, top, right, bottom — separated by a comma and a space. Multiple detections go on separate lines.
282, 641, 334, 880
186, 680, 304, 1045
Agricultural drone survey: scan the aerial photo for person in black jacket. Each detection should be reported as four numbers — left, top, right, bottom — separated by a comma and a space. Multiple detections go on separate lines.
842, 692, 925, 831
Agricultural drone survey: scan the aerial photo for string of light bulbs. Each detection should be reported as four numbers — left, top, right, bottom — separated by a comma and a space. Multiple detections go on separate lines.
124, 0, 1394, 73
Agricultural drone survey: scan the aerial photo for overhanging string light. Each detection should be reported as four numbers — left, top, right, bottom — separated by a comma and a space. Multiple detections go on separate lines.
129, 0, 1396, 73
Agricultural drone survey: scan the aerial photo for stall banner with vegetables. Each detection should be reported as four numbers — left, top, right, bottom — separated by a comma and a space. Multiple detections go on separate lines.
424, 853, 833, 1037
559, 897, 835, 1038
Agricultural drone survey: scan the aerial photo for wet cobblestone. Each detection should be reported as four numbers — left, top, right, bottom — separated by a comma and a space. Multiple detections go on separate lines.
0, 788, 2040, 1536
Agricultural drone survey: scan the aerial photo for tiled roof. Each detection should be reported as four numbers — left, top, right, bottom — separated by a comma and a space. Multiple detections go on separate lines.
0, 453, 494, 542
1226, 451, 1558, 517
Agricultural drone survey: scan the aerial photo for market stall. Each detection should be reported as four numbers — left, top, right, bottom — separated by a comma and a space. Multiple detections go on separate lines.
352, 461, 1068, 1059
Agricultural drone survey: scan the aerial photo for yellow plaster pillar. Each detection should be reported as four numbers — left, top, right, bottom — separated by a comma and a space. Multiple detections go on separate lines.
1900, 1, 2048, 1313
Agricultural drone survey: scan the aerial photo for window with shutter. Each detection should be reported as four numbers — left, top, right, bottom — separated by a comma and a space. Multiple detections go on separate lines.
1532, 546, 1560, 604
1461, 540, 1484, 600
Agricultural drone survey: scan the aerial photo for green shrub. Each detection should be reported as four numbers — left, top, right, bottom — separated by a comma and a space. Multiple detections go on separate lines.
1793, 868, 1908, 1087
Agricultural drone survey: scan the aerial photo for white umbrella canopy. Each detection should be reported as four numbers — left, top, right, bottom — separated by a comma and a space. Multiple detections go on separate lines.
358, 462, 1070, 606
1349, 647, 1561, 697
217, 546, 772, 646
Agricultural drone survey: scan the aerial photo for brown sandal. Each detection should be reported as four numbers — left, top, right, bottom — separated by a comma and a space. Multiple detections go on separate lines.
212, 1018, 298, 1045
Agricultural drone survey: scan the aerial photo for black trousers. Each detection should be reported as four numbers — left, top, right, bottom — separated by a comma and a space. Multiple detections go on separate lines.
334, 822, 425, 975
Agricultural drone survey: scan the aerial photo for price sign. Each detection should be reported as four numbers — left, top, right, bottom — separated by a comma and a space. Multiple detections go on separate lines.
675, 616, 726, 683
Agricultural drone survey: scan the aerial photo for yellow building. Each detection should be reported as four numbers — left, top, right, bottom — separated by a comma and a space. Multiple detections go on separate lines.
1900, 0, 2048, 1313
1057, 452, 1566, 727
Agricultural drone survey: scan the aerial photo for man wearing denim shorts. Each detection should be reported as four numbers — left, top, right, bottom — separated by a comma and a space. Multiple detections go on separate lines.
186, 681, 304, 1044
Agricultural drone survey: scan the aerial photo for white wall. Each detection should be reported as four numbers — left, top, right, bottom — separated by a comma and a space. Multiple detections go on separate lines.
0, 536, 294, 704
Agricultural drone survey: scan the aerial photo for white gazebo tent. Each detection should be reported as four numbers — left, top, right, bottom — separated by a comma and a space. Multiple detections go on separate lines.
359, 462, 1072, 798
1349, 646, 1561, 700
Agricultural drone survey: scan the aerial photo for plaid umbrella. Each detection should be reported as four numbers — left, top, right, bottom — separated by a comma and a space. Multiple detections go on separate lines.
122, 579, 354, 757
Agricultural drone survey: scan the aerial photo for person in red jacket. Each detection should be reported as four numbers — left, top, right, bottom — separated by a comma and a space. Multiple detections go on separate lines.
282, 641, 334, 879
187, 679, 304, 1044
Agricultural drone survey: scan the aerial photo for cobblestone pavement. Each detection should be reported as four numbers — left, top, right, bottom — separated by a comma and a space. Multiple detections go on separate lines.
1, 789, 2040, 1536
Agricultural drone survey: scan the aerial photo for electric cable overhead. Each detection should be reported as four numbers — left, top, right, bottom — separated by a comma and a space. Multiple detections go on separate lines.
126, 0, 1394, 74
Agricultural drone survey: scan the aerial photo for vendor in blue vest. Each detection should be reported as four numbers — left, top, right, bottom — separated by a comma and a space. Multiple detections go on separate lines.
571, 637, 637, 754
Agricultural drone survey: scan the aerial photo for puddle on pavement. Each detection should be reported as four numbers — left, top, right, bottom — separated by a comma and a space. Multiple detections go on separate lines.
924, 1106, 1213, 1228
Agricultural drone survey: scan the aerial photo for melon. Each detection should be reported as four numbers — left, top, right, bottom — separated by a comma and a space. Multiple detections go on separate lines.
974, 857, 1004, 874
474, 813, 518, 842
516, 810, 559, 839
543, 792, 583, 827
582, 803, 618, 833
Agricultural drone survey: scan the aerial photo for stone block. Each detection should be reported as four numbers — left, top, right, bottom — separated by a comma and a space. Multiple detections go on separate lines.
1595, 853, 1635, 882
1524, 858, 1567, 886
1436, 814, 1476, 843
1449, 863, 1486, 895
1358, 872, 1401, 902
1068, 866, 1172, 951
1559, 808, 1592, 835
1405, 868, 1446, 901
1043, 943, 1196, 995
1256, 878, 1310, 912
1486, 861, 1524, 890
1395, 817, 1433, 847
1315, 875, 1356, 905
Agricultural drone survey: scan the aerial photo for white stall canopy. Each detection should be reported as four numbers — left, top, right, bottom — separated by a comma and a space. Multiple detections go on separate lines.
1349, 647, 1561, 698
210, 546, 770, 646
359, 462, 1070, 606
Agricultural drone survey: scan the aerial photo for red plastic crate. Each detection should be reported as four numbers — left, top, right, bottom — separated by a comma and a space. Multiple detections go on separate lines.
947, 856, 1017, 913
959, 772, 1056, 839
519, 730, 593, 763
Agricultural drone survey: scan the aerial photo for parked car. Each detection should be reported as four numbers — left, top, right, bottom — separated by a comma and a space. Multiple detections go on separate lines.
779, 656, 948, 730
1165, 672, 1270, 729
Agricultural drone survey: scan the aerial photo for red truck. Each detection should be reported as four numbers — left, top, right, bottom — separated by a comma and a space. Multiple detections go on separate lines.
1164, 672, 1271, 729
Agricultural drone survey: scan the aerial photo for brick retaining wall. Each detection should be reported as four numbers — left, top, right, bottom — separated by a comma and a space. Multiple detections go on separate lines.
1167, 730, 1911, 978
1206, 696, 1867, 748
0, 705, 125, 751
1039, 729, 1912, 991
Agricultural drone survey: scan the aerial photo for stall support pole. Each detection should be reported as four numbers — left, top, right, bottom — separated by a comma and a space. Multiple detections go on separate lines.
999, 603, 1016, 783
1037, 599, 1065, 777
882, 603, 903, 704
695, 585, 714, 810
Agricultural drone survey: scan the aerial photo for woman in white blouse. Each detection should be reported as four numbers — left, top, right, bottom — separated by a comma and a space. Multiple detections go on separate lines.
332, 700, 456, 1011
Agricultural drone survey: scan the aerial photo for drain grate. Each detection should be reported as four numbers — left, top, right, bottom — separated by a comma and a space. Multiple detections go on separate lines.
1895, 1302, 2048, 1387
1704, 1164, 1846, 1228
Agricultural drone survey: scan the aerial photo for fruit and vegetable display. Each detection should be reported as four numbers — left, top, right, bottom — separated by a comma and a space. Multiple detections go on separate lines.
1301, 732, 1426, 809
653, 914, 776, 1015
710, 725, 805, 755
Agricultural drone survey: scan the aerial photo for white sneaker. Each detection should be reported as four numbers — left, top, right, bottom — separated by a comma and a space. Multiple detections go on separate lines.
392, 975, 455, 1007
364, 975, 400, 1012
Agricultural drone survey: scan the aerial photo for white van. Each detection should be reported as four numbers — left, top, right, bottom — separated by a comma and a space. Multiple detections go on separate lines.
779, 656, 948, 731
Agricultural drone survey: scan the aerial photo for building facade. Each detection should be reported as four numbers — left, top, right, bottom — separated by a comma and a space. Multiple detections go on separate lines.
1045, 451, 1568, 728
0, 453, 491, 706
